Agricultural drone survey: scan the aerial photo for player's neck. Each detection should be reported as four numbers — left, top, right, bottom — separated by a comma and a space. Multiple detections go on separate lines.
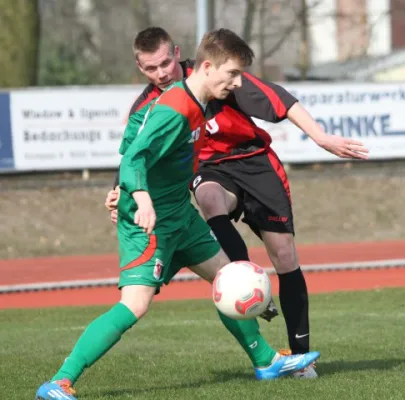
176, 61, 184, 80
185, 72, 211, 105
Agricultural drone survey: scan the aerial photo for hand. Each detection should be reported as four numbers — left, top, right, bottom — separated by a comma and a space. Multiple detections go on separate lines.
133, 191, 156, 234
111, 209, 118, 225
105, 187, 120, 211
286, 103, 369, 160
317, 135, 369, 160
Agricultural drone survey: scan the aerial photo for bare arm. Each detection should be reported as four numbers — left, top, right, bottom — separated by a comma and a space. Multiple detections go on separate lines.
287, 102, 369, 160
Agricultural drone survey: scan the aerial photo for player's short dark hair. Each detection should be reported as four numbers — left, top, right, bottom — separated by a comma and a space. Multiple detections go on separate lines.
133, 27, 175, 59
195, 28, 254, 69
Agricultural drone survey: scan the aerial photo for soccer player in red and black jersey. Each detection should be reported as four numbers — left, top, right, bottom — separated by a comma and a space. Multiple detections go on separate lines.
106, 27, 368, 378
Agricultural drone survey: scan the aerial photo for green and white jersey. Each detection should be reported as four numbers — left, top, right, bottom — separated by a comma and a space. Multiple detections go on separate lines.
118, 81, 206, 233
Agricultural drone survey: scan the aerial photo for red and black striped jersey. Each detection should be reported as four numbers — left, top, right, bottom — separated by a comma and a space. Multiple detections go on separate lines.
128, 59, 297, 163
129, 59, 194, 115
201, 73, 297, 163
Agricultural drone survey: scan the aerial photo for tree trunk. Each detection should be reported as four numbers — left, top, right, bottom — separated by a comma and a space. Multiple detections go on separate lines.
242, 0, 256, 43
258, 0, 266, 79
132, 0, 151, 30
0, 0, 40, 87
298, 0, 310, 80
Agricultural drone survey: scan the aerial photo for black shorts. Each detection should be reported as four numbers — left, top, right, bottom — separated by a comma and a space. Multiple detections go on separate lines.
191, 149, 294, 236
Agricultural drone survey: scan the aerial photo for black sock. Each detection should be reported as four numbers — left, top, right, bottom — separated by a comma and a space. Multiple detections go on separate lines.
207, 215, 250, 261
278, 268, 310, 354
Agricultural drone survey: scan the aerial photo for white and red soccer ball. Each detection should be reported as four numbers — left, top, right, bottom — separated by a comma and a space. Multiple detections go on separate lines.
213, 261, 272, 320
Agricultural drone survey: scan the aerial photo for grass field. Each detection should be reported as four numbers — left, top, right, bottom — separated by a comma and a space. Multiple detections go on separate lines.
2, 289, 405, 400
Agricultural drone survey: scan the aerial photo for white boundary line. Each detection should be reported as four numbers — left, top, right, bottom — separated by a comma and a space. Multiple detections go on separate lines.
1, 258, 405, 294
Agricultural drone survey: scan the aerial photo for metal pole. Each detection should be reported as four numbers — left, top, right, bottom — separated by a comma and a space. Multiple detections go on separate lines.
196, 0, 215, 45
207, 0, 215, 30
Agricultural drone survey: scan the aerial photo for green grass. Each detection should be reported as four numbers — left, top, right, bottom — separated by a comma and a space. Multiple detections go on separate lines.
1, 289, 405, 399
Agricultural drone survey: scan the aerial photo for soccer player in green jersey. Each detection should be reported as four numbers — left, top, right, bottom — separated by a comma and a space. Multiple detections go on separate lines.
36, 29, 320, 400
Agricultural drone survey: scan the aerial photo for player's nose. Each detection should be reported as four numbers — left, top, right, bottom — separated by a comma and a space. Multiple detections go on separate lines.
233, 75, 242, 88
157, 68, 167, 79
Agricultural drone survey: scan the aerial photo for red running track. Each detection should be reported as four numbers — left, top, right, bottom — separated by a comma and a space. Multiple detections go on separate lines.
1, 240, 405, 309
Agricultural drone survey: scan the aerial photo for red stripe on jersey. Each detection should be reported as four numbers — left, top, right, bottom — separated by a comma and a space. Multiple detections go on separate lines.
158, 87, 204, 131
135, 87, 162, 112
199, 103, 271, 163
207, 148, 266, 164
243, 73, 286, 118
158, 86, 207, 173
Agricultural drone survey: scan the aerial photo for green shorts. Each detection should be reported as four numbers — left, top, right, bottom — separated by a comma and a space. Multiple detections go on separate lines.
117, 210, 220, 289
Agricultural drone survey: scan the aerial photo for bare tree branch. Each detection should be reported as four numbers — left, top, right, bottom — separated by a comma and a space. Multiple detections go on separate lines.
263, 0, 323, 59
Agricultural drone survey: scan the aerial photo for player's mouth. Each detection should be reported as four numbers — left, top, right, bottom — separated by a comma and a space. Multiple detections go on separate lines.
159, 79, 173, 88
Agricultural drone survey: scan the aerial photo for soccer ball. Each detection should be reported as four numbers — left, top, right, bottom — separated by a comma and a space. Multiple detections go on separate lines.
212, 261, 271, 320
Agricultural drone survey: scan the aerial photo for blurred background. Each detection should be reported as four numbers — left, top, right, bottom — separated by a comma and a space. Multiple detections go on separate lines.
1, 5, 404, 396
0, 0, 404, 262
2, 0, 405, 86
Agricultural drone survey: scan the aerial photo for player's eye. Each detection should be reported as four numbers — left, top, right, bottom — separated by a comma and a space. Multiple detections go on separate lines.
229, 70, 240, 78
161, 60, 171, 68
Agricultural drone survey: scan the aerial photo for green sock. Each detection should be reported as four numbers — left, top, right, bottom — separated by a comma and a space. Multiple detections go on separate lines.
52, 303, 137, 384
217, 311, 277, 368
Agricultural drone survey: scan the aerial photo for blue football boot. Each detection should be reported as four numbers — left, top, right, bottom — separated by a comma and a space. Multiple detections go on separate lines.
255, 351, 320, 380
36, 378, 77, 399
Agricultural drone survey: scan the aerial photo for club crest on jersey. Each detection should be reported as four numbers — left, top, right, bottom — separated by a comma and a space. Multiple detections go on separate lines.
193, 175, 202, 188
206, 117, 219, 135
153, 258, 164, 280
188, 126, 201, 143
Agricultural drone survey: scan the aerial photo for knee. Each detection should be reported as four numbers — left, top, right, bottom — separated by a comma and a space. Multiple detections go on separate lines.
195, 185, 229, 219
264, 238, 298, 274
120, 285, 155, 320
278, 250, 297, 273
273, 245, 297, 273
121, 299, 149, 320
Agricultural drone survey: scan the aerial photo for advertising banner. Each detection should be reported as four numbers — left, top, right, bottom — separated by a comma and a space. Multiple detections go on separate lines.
5, 83, 405, 173
0, 93, 15, 170
254, 83, 405, 162
9, 87, 142, 170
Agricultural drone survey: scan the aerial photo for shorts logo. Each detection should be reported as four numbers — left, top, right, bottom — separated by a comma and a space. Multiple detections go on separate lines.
268, 216, 288, 223
193, 175, 202, 188
153, 258, 164, 280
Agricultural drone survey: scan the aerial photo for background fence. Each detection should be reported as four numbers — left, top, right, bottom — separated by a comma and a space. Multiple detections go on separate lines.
1, 81, 405, 174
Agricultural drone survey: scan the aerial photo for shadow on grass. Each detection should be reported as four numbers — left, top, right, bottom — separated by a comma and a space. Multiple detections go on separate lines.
83, 369, 253, 398
318, 358, 405, 376
82, 359, 405, 398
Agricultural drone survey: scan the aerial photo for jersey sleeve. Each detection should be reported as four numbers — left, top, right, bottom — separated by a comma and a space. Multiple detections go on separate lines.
232, 72, 298, 123
119, 109, 188, 194
118, 107, 149, 155
129, 83, 158, 114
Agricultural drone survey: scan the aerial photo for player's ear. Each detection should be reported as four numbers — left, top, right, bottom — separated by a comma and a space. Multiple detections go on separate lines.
202, 60, 213, 76
136, 59, 144, 73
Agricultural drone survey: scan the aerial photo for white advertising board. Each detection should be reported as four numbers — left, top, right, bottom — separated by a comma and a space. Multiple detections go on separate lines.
6, 82, 405, 172
254, 83, 405, 162
9, 87, 142, 170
